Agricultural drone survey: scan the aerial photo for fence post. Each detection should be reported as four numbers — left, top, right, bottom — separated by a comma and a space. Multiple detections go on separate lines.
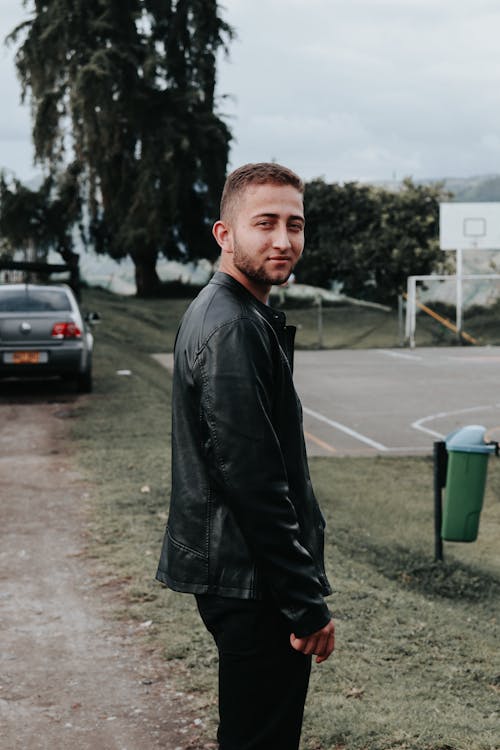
433, 441, 448, 562
316, 295, 323, 349
398, 294, 404, 347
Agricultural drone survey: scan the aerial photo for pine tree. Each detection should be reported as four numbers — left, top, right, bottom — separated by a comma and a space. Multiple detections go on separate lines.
0, 164, 81, 273
9, 0, 233, 295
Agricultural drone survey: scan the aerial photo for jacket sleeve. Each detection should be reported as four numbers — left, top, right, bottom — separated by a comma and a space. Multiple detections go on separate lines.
196, 316, 331, 637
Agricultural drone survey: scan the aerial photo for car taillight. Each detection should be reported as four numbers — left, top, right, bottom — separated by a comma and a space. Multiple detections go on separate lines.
51, 322, 82, 339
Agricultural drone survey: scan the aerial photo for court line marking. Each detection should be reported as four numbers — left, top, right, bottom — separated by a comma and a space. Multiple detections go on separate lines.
380, 350, 422, 361
485, 425, 500, 442
385, 446, 430, 453
446, 355, 500, 363
304, 430, 337, 454
303, 406, 389, 452
412, 403, 500, 439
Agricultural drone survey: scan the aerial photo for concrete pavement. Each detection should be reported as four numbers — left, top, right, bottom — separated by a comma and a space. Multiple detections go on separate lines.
153, 347, 500, 456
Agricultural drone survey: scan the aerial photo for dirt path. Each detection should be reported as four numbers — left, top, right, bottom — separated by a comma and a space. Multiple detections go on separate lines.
0, 390, 208, 750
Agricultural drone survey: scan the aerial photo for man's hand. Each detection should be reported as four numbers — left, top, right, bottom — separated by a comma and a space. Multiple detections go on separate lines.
290, 619, 335, 664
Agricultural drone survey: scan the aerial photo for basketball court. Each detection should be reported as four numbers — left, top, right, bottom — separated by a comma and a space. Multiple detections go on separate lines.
154, 346, 500, 457
294, 346, 500, 456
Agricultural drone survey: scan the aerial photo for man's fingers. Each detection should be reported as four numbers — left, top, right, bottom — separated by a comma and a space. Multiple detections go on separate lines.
290, 633, 305, 652
303, 636, 318, 656
290, 621, 335, 662
315, 629, 335, 663
314, 633, 329, 656
290, 634, 317, 655
313, 629, 334, 659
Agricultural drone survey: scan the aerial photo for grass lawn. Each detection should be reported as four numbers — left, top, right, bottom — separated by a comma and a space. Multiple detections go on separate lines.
72, 287, 500, 750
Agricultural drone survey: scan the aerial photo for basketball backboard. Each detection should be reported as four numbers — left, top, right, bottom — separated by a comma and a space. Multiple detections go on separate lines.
439, 202, 500, 251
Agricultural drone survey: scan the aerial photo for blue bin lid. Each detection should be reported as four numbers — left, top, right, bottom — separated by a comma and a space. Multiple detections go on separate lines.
445, 424, 496, 454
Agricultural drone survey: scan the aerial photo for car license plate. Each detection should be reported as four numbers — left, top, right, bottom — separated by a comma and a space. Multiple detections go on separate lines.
5, 351, 48, 364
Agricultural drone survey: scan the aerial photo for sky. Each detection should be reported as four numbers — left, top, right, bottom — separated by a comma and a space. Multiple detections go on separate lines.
1, 0, 500, 185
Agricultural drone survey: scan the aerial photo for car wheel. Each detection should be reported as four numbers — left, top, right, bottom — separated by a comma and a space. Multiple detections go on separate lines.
77, 368, 93, 393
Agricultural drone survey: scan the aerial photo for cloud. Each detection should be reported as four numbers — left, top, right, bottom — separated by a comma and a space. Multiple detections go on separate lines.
218, 0, 500, 180
1, 0, 500, 183
0, 1, 35, 180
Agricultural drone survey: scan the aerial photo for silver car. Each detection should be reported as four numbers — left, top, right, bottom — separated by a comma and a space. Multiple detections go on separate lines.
0, 283, 98, 392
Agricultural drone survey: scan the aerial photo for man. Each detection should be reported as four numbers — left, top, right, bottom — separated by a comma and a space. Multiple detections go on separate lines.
156, 162, 334, 749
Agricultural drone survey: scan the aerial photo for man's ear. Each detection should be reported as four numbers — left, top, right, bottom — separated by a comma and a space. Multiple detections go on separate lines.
212, 220, 232, 252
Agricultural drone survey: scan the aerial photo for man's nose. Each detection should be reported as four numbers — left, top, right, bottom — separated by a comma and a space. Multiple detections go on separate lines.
272, 224, 292, 250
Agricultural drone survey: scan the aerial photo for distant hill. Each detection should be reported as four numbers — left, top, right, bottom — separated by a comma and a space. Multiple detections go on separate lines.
441, 174, 500, 202
371, 173, 500, 201
22, 170, 500, 201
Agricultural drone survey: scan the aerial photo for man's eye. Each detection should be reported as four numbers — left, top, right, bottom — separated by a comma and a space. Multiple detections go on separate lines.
289, 223, 304, 232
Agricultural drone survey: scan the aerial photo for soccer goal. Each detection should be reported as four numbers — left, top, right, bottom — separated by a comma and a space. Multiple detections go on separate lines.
405, 273, 500, 348
405, 202, 500, 347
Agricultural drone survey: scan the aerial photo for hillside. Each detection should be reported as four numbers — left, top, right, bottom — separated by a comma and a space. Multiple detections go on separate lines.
443, 174, 500, 201
373, 173, 500, 201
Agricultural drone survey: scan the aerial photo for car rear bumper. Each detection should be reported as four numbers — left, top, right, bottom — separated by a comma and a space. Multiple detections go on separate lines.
0, 345, 90, 378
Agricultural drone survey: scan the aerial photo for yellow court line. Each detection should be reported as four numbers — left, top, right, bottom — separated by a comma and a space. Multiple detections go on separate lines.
304, 430, 337, 454
485, 426, 500, 442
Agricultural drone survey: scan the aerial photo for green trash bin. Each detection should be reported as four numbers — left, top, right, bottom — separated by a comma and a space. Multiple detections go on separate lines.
442, 425, 495, 542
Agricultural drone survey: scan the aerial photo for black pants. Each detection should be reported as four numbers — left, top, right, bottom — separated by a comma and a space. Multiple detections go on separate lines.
195, 595, 312, 750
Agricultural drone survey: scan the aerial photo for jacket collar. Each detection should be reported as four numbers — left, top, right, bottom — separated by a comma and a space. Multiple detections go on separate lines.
210, 271, 287, 328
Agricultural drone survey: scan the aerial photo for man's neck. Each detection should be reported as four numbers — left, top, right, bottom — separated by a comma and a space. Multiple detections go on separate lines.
217, 264, 270, 305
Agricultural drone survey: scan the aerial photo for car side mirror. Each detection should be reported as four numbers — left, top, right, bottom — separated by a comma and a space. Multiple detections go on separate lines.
85, 311, 101, 325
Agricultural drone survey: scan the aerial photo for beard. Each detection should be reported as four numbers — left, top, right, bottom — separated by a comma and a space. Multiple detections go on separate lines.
232, 240, 295, 288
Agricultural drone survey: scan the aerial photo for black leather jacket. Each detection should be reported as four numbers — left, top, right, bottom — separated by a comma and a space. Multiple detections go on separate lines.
156, 272, 332, 637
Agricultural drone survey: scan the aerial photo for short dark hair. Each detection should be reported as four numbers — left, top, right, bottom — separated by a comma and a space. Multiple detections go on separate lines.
220, 162, 304, 222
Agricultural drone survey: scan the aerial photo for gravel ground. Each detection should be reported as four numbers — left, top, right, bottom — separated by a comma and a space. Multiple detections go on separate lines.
0, 387, 209, 750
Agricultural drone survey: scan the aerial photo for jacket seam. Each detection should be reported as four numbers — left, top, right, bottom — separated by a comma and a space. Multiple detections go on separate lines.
198, 356, 230, 484
162, 576, 259, 596
193, 313, 263, 367
250, 306, 289, 362
206, 487, 212, 578
167, 527, 207, 561
194, 312, 273, 488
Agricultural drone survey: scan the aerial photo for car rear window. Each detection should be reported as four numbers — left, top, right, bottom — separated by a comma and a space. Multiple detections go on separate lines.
0, 288, 72, 312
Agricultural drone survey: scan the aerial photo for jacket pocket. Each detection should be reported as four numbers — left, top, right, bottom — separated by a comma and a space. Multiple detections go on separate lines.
167, 526, 207, 560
